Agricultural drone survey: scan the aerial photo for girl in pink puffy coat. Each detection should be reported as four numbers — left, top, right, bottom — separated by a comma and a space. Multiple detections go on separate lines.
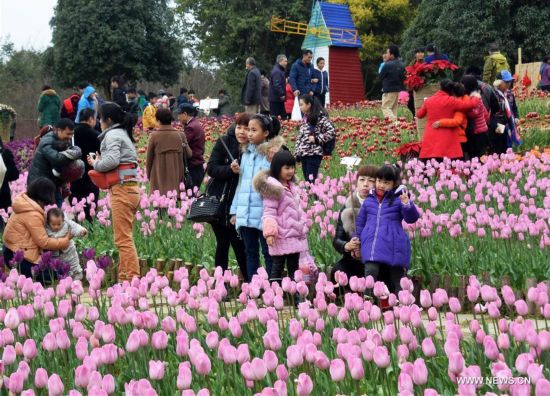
253, 150, 309, 282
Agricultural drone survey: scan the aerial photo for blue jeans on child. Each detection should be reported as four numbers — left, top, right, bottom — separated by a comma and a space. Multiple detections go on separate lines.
239, 226, 273, 282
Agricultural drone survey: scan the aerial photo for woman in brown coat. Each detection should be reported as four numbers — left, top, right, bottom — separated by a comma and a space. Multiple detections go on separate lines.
3, 177, 71, 284
146, 108, 192, 196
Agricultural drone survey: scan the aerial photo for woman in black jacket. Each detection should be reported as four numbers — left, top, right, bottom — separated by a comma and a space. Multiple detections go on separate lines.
70, 108, 100, 223
206, 113, 249, 279
0, 137, 20, 230
331, 165, 377, 283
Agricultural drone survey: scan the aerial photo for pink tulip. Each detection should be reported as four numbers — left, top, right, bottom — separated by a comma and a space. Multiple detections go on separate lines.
35, 368, 49, 388
397, 344, 409, 361
348, 357, 364, 380
448, 352, 464, 375
498, 333, 510, 350
99, 374, 114, 394
449, 297, 461, 313
329, 358, 346, 381
2, 344, 16, 365
424, 389, 440, 396
398, 373, 414, 392
297, 373, 313, 396
515, 353, 534, 375
276, 364, 288, 381
263, 350, 278, 372
22, 338, 37, 360
514, 300, 529, 316
4, 308, 20, 329
422, 337, 437, 358
527, 363, 544, 385
536, 379, 550, 396
412, 358, 428, 385
286, 345, 303, 368
538, 331, 550, 350
373, 346, 390, 368
149, 360, 165, 380
251, 357, 267, 380
7, 372, 24, 394
151, 331, 168, 350
420, 290, 432, 308
502, 285, 516, 306
75, 364, 91, 388
48, 373, 64, 396
177, 362, 192, 390
483, 336, 499, 360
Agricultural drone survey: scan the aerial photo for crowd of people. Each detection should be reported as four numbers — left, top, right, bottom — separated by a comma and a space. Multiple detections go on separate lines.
378, 43, 535, 161
0, 43, 548, 302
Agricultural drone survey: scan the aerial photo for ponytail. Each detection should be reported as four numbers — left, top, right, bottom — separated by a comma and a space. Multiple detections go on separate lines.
250, 114, 281, 140
99, 102, 135, 142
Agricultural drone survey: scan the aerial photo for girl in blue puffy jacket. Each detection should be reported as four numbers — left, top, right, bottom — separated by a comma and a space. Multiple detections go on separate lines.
229, 114, 285, 282
356, 165, 420, 294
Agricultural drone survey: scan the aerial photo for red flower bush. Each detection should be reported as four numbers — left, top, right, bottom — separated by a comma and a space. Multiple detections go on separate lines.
405, 60, 459, 91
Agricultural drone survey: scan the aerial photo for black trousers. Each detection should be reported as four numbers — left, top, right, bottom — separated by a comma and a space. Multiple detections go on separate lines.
407, 91, 415, 116
70, 187, 99, 223
188, 165, 205, 191
314, 93, 326, 107
364, 261, 406, 295
301, 155, 323, 182
488, 129, 508, 155
3, 246, 55, 285
210, 221, 247, 280
270, 101, 286, 119
330, 258, 364, 283
468, 133, 489, 159
270, 253, 299, 281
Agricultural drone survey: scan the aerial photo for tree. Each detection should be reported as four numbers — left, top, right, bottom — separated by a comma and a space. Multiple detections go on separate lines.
175, 0, 313, 99
50, 0, 184, 94
401, 0, 550, 68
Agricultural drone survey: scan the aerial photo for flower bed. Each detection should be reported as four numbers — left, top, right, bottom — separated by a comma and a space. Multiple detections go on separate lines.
1, 261, 550, 395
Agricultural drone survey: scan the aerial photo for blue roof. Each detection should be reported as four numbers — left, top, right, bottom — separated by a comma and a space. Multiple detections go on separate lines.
318, 2, 361, 48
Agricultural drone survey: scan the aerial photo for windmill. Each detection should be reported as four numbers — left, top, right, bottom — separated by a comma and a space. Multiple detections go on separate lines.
271, 1, 365, 104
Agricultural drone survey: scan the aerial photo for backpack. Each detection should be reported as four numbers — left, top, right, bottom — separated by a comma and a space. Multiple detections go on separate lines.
34, 125, 54, 152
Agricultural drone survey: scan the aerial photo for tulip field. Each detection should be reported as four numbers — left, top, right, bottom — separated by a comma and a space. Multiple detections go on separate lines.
0, 93, 549, 394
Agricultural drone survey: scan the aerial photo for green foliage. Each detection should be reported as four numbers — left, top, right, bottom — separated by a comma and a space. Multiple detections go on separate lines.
401, 0, 550, 67
174, 0, 313, 99
50, 0, 184, 92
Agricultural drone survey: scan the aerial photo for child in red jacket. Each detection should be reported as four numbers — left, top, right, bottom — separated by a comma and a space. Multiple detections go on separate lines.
284, 78, 295, 119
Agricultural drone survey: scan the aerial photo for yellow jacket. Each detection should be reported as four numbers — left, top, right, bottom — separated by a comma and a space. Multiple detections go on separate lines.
142, 104, 157, 129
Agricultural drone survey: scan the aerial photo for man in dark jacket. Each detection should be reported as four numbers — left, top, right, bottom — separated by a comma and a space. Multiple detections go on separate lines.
289, 49, 315, 97
241, 57, 262, 114
380, 45, 405, 121
27, 118, 76, 207
70, 108, 100, 222
111, 76, 129, 111
269, 54, 288, 118
312, 57, 329, 107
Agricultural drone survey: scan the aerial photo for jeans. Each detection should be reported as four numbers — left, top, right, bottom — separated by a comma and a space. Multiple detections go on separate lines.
270, 253, 299, 281
188, 165, 205, 192
239, 227, 273, 282
269, 101, 286, 119
301, 155, 323, 182
210, 221, 247, 280
3, 246, 55, 285
110, 183, 141, 281
364, 261, 406, 295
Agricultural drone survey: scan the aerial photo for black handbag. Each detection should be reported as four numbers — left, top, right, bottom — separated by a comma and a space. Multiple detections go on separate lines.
187, 135, 234, 223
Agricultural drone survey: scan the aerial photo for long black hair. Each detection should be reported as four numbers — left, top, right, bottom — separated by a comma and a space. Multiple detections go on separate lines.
99, 102, 135, 142
270, 150, 296, 180
250, 114, 281, 140
299, 94, 327, 126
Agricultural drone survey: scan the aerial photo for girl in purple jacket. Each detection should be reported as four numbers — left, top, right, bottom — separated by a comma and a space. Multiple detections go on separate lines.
356, 165, 419, 294
253, 150, 309, 282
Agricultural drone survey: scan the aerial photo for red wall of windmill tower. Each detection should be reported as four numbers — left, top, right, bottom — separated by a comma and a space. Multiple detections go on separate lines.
329, 47, 365, 104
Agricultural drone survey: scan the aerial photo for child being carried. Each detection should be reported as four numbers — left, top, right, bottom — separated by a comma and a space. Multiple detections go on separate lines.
46, 208, 88, 280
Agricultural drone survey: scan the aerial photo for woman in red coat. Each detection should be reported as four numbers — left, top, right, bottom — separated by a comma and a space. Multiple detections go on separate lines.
418, 80, 478, 160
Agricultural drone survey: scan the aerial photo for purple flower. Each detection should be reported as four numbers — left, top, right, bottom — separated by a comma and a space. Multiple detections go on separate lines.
83, 248, 96, 260
97, 255, 112, 270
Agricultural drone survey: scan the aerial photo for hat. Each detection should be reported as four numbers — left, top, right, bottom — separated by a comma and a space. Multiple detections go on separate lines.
178, 102, 198, 115
498, 70, 514, 82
